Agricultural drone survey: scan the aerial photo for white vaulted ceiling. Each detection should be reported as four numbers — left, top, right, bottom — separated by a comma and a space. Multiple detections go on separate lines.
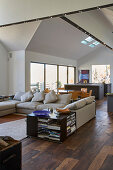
27, 17, 102, 60
0, 5, 113, 60
0, 0, 112, 26
67, 9, 113, 49
102, 7, 113, 26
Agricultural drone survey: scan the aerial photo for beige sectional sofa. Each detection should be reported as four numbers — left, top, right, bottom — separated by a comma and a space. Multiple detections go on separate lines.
0, 91, 96, 129
0, 100, 21, 117
0, 92, 72, 116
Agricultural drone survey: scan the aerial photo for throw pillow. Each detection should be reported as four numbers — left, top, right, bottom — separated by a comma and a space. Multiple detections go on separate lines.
31, 91, 45, 102
13, 92, 25, 101
64, 99, 86, 110
21, 91, 33, 102
44, 90, 58, 104
85, 96, 95, 104
56, 94, 72, 104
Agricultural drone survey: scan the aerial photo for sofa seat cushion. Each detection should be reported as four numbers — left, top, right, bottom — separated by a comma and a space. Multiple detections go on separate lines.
6, 100, 22, 105
64, 99, 87, 110
0, 101, 16, 111
36, 103, 66, 110
16, 102, 42, 110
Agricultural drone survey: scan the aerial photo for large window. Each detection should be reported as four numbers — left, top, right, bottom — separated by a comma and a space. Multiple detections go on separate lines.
92, 65, 110, 83
59, 66, 67, 88
68, 67, 74, 84
46, 64, 57, 90
30, 62, 76, 91
30, 63, 44, 91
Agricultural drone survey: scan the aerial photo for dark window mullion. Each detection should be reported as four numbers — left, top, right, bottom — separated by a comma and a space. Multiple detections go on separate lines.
44, 64, 46, 90
57, 65, 59, 93
67, 66, 69, 84
74, 67, 76, 83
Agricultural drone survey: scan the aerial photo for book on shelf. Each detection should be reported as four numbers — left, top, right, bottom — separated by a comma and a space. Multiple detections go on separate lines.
38, 123, 60, 131
48, 136, 60, 141
47, 124, 60, 130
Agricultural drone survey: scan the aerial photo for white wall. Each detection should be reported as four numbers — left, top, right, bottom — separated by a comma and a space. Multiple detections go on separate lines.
8, 50, 25, 94
0, 0, 112, 25
77, 47, 113, 91
0, 43, 8, 95
25, 50, 77, 91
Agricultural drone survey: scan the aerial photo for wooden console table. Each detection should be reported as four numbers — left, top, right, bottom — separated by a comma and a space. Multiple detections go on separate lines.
27, 111, 76, 143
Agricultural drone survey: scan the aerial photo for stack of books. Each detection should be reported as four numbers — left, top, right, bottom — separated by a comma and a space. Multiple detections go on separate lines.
38, 118, 61, 141
67, 113, 76, 136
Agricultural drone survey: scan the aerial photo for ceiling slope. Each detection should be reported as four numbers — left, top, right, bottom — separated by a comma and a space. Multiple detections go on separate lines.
67, 9, 113, 48
102, 7, 113, 26
0, 21, 41, 51
27, 18, 102, 60
0, 0, 112, 26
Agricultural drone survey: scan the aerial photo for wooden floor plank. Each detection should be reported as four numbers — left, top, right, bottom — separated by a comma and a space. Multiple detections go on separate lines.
55, 158, 79, 170
0, 113, 26, 124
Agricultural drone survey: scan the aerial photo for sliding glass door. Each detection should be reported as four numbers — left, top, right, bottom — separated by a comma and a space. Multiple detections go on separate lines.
68, 67, 74, 84
46, 64, 57, 90
59, 66, 67, 88
30, 62, 76, 91
30, 63, 44, 91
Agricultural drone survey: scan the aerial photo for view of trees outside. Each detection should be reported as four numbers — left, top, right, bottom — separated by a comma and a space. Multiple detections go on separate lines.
92, 65, 110, 83
59, 66, 67, 88
30, 63, 44, 91
68, 67, 74, 84
46, 64, 57, 90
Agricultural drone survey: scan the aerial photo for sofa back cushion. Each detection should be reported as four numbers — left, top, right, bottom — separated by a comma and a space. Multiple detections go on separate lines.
21, 91, 33, 102
14, 92, 25, 101
56, 94, 72, 104
64, 98, 86, 110
44, 90, 58, 104
85, 96, 95, 104
32, 91, 45, 102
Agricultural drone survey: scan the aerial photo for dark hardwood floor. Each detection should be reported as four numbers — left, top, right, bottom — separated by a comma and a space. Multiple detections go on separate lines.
22, 98, 113, 170
0, 113, 26, 124
0, 98, 112, 169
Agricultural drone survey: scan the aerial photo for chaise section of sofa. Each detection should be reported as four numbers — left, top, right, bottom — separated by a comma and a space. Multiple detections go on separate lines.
0, 100, 21, 117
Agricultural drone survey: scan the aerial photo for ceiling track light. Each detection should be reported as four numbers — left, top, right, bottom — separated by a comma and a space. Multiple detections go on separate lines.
0, 3, 112, 28
97, 7, 101, 10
